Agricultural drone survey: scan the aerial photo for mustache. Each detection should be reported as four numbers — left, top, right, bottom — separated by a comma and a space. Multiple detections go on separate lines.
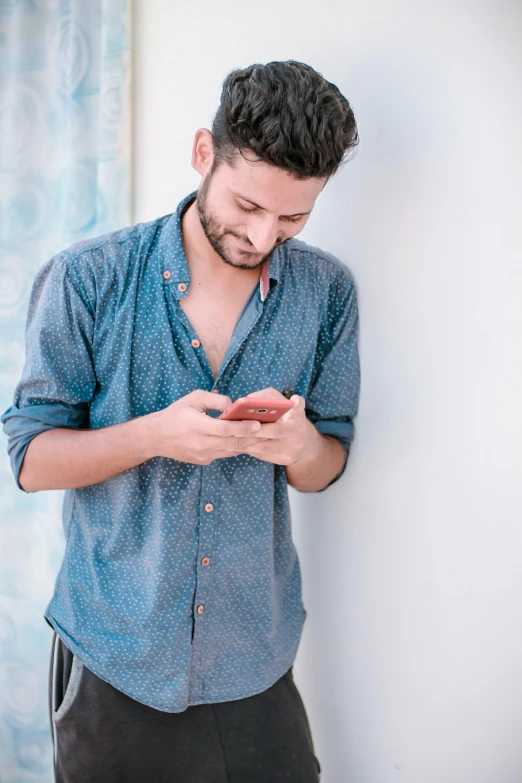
224, 230, 286, 251
225, 230, 254, 246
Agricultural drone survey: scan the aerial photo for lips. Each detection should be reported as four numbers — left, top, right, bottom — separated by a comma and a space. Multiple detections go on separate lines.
235, 238, 256, 252
236, 243, 260, 255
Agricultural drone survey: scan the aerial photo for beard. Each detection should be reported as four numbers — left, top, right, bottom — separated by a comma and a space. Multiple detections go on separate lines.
195, 168, 285, 270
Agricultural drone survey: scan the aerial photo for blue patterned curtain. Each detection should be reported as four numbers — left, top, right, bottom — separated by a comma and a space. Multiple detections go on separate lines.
0, 1, 132, 779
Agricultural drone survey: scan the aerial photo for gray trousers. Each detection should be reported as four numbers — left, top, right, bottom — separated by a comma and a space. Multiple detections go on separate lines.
49, 630, 321, 782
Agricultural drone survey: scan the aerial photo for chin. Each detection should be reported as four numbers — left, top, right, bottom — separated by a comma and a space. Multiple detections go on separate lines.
228, 245, 260, 262
231, 258, 260, 269
237, 250, 261, 260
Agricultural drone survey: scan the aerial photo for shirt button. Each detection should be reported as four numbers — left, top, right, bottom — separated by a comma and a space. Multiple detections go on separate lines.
178, 282, 187, 292
191, 339, 200, 348
163, 270, 171, 279
201, 556, 210, 566
197, 604, 205, 614
211, 389, 219, 394
204, 502, 213, 512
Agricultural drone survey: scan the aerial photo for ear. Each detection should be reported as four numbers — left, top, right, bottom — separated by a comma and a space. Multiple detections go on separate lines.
191, 128, 215, 177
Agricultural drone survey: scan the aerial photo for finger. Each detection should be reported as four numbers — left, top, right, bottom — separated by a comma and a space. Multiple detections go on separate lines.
221, 435, 272, 454
188, 389, 232, 413
291, 394, 303, 408
209, 417, 265, 438
246, 421, 286, 439
239, 439, 281, 459
279, 394, 303, 422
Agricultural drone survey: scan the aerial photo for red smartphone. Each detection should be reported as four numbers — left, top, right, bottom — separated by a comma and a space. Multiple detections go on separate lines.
218, 397, 294, 423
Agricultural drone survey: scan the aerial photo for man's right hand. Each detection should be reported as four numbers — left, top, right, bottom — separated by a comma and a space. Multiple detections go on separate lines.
144, 389, 268, 465
19, 389, 267, 492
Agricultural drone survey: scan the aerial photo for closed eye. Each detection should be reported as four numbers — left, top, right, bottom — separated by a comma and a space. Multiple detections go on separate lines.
237, 201, 303, 224
237, 201, 257, 214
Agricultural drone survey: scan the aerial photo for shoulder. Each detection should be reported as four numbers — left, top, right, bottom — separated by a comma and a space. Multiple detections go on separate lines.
59, 214, 171, 272
282, 237, 357, 296
51, 214, 173, 306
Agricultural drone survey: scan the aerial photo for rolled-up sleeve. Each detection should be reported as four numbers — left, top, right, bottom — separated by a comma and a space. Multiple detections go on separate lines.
1, 253, 96, 491
304, 267, 361, 492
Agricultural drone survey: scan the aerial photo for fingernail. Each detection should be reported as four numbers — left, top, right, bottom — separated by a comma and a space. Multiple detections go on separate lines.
251, 421, 261, 431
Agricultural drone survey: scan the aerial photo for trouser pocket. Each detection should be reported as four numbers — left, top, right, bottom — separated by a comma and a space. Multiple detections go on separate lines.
49, 629, 87, 777
50, 632, 84, 724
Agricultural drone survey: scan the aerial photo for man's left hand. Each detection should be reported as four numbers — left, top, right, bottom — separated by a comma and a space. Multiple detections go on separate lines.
225, 387, 319, 466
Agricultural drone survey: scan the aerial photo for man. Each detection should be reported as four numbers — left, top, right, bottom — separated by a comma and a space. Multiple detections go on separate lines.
2, 60, 360, 782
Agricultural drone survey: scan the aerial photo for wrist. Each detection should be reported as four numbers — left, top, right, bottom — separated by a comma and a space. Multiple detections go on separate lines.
295, 419, 323, 465
137, 410, 163, 460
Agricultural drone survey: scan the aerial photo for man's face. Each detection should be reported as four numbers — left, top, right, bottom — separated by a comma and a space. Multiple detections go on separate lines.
195, 153, 326, 271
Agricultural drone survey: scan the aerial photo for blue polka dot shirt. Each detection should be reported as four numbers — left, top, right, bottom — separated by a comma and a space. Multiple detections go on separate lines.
1, 191, 360, 712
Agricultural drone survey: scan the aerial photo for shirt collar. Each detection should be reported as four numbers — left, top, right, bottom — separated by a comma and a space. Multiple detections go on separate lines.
159, 191, 281, 302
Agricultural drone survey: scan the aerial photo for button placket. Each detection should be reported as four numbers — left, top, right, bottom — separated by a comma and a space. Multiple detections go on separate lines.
166, 285, 216, 389
189, 461, 221, 702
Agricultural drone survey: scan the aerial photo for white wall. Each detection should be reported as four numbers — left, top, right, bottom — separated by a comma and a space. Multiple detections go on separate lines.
133, 3, 522, 781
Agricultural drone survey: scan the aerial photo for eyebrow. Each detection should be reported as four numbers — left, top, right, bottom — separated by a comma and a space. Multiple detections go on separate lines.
235, 193, 312, 219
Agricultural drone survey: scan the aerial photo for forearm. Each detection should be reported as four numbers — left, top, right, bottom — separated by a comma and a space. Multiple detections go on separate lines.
285, 422, 347, 492
19, 413, 159, 492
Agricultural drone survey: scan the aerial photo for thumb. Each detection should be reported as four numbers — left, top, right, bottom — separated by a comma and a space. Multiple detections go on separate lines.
188, 389, 232, 413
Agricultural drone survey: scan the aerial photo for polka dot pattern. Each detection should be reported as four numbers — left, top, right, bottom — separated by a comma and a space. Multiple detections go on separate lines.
1, 191, 361, 712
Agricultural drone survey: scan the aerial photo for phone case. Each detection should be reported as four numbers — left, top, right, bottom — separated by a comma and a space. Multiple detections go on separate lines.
218, 397, 294, 423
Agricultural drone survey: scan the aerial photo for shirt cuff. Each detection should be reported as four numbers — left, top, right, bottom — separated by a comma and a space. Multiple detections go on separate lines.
312, 418, 354, 452
308, 418, 354, 491
1, 402, 88, 491
314, 440, 350, 493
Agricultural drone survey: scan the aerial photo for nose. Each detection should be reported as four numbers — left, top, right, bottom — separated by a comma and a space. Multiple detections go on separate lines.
246, 216, 280, 254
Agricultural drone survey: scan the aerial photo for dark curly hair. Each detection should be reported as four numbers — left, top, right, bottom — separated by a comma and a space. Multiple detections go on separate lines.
211, 60, 359, 181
